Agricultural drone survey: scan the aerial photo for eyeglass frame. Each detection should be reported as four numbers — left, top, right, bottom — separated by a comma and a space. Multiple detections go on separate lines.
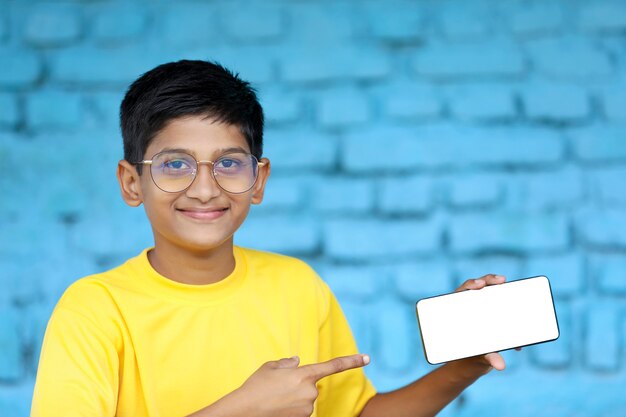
134, 150, 267, 194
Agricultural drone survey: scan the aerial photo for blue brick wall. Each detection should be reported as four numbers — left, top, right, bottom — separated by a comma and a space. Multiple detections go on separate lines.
1, 1, 626, 415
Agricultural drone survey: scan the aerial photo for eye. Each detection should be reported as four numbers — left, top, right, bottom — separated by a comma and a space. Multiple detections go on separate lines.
215, 157, 244, 171
164, 159, 191, 170
156, 153, 196, 176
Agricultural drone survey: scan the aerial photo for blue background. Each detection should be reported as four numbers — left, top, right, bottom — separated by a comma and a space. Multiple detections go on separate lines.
1, 0, 626, 416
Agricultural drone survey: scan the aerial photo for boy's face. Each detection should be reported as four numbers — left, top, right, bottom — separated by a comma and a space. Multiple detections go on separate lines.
118, 115, 270, 255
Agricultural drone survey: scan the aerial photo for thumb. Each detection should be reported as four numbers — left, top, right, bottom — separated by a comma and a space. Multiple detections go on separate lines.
273, 356, 300, 369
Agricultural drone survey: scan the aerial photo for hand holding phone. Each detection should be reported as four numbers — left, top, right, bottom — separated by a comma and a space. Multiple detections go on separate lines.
415, 275, 560, 365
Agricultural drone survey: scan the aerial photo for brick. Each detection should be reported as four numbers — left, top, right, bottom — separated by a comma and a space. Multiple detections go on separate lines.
365, 2, 424, 42
312, 178, 374, 213
0, 14, 7, 42
26, 91, 83, 130
523, 83, 589, 122
449, 212, 569, 254
256, 177, 302, 212
343, 124, 564, 173
0, 307, 21, 381
589, 167, 626, 206
0, 48, 41, 87
280, 45, 391, 83
412, 39, 525, 79
589, 253, 626, 295
378, 175, 434, 214
445, 173, 502, 208
208, 47, 275, 84
524, 253, 585, 298
318, 90, 370, 128
69, 204, 154, 258
453, 256, 523, 287
527, 37, 613, 79
603, 87, 626, 121
503, 168, 584, 211
0, 93, 19, 127
570, 125, 626, 162
288, 3, 354, 43
346, 47, 393, 81
0, 259, 26, 306
580, 1, 626, 33
24, 4, 82, 46
15, 131, 116, 205
90, 91, 125, 126
341, 126, 420, 173
91, 5, 147, 42
319, 264, 383, 301
440, 6, 490, 40
0, 135, 29, 217
264, 128, 337, 172
235, 213, 319, 255
39, 249, 99, 305
50, 46, 163, 86
509, 2, 563, 36
382, 85, 441, 120
260, 90, 301, 125
223, 5, 283, 41
394, 259, 452, 299
577, 208, 626, 248
585, 305, 621, 371
38, 173, 90, 219
21, 303, 55, 373
0, 383, 33, 417
447, 84, 516, 121
159, 3, 218, 47
373, 297, 418, 372
323, 218, 441, 261
529, 302, 571, 368
0, 215, 66, 259
280, 46, 344, 83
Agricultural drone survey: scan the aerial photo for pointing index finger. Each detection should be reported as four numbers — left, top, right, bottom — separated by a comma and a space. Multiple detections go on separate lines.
300, 354, 370, 382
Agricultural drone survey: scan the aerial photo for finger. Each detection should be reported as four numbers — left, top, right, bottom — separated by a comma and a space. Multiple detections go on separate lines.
479, 274, 506, 286
301, 354, 370, 382
456, 278, 487, 292
270, 356, 300, 369
484, 352, 506, 371
456, 275, 506, 292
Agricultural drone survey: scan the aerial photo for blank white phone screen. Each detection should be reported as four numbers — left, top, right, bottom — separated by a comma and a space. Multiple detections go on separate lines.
416, 276, 559, 365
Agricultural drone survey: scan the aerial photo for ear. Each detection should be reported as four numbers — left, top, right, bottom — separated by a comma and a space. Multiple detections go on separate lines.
117, 160, 144, 207
251, 158, 271, 205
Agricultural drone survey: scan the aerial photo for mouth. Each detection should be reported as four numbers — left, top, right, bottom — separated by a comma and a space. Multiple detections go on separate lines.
176, 207, 229, 221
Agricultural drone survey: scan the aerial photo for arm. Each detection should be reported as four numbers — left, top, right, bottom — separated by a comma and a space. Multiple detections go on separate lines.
186, 354, 370, 417
360, 274, 508, 417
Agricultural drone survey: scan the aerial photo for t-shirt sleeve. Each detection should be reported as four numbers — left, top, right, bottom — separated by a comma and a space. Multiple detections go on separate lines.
31, 289, 120, 417
315, 283, 377, 417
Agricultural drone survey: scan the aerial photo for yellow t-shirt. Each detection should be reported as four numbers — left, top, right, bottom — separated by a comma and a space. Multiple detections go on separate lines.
32, 246, 376, 417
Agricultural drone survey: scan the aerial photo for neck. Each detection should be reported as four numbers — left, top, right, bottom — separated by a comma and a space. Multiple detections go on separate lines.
147, 239, 236, 285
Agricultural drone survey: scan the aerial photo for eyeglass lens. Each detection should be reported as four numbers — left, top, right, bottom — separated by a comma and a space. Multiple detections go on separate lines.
150, 151, 259, 193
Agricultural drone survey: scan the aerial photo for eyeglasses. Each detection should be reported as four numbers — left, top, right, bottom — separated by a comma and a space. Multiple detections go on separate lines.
135, 150, 266, 194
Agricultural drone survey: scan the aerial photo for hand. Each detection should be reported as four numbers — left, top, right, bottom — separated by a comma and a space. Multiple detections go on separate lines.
454, 274, 508, 373
229, 354, 370, 417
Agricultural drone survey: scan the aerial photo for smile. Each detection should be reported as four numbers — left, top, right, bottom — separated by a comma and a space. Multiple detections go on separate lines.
177, 207, 228, 221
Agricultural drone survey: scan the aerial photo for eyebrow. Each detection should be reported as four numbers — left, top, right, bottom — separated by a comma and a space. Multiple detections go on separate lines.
158, 146, 250, 156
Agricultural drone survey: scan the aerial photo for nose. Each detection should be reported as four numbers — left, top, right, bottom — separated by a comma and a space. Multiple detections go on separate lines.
184, 163, 221, 202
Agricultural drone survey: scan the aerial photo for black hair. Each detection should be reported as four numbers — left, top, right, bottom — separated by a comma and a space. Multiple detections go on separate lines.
120, 60, 264, 173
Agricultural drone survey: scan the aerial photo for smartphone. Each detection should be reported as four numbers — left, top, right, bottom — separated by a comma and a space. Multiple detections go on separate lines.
415, 275, 559, 365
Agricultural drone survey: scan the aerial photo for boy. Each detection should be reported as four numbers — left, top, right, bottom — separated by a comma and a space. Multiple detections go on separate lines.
32, 60, 508, 417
